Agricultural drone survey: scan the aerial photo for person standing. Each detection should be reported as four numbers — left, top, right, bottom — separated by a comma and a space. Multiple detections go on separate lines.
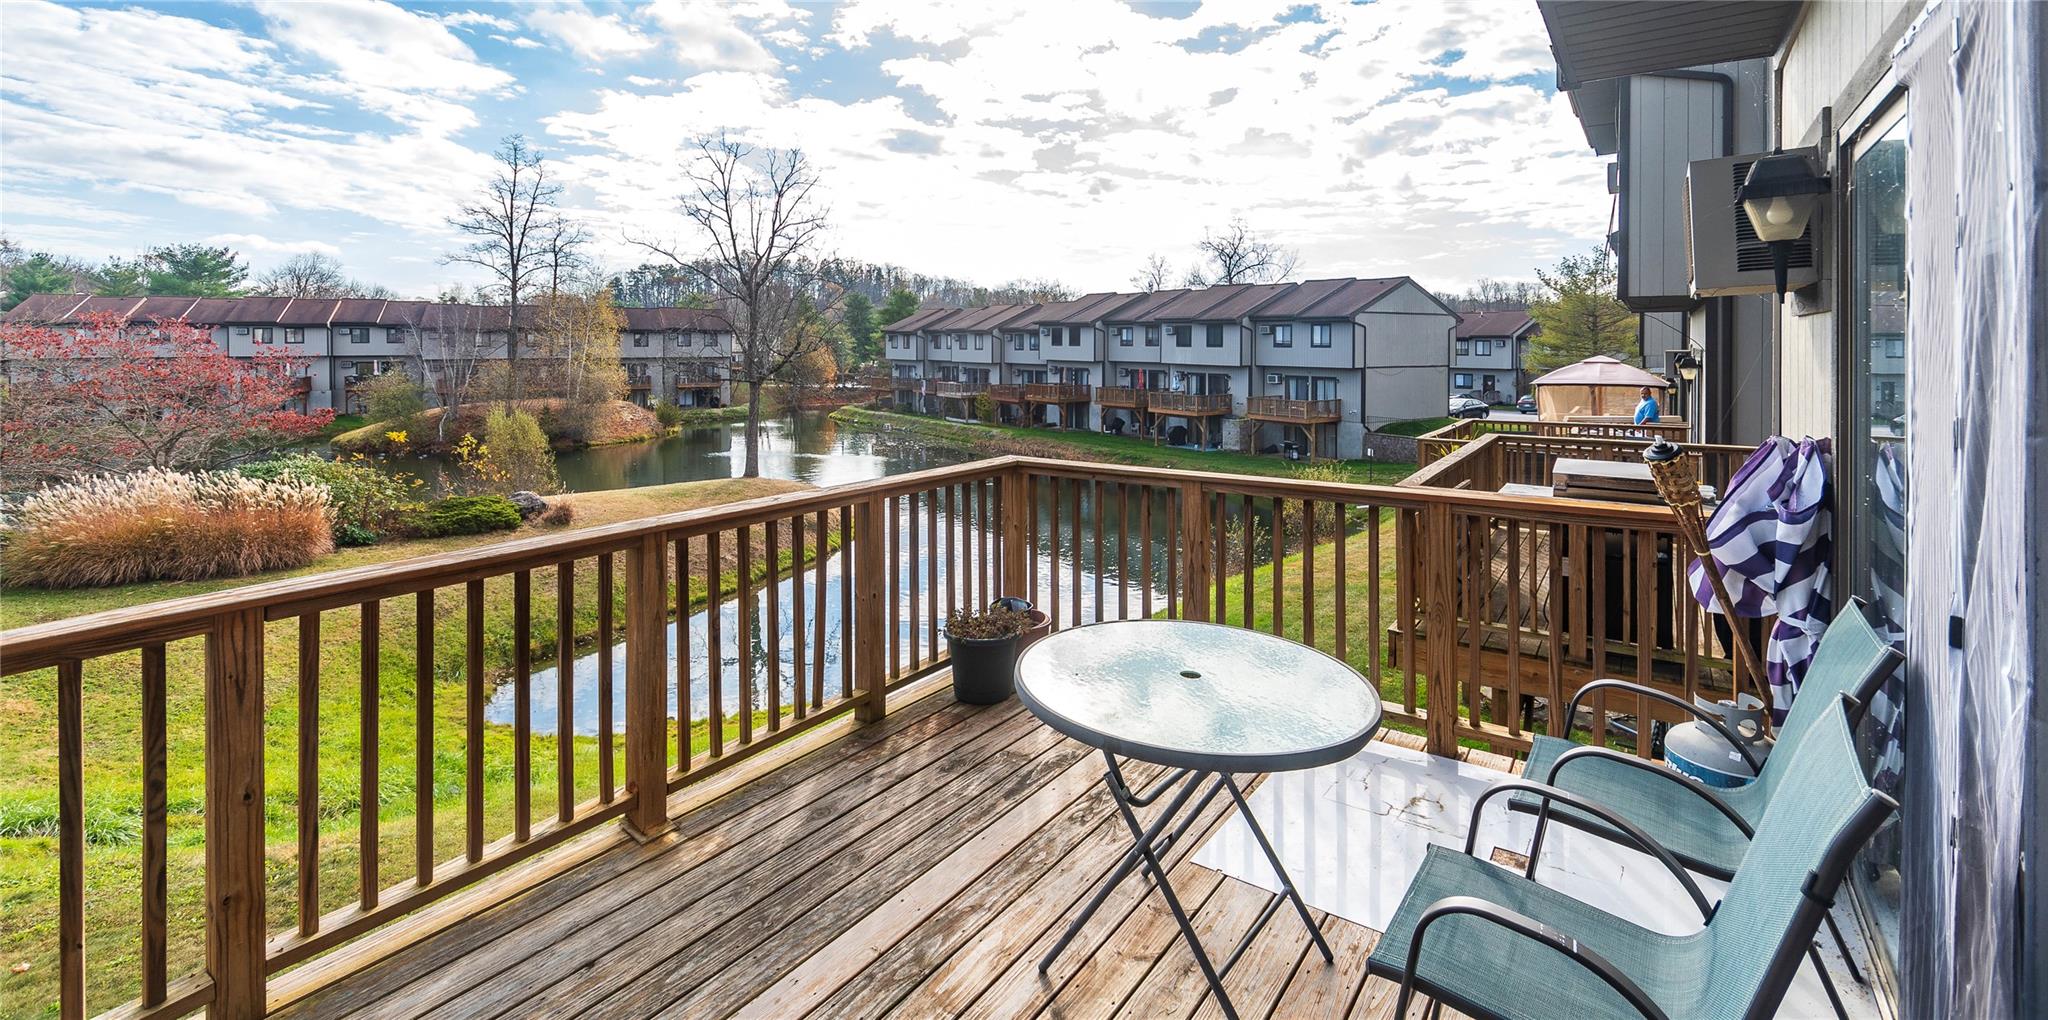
1634, 385, 1663, 424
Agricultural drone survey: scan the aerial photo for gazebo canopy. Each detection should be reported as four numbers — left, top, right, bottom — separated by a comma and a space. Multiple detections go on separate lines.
1530, 355, 1671, 420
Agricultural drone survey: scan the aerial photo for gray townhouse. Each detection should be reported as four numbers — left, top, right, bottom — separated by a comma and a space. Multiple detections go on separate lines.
0, 294, 735, 414
879, 276, 1455, 458
1450, 309, 1539, 404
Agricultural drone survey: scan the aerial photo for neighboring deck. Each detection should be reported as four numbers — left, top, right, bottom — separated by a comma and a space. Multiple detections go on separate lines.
271, 678, 1508, 1020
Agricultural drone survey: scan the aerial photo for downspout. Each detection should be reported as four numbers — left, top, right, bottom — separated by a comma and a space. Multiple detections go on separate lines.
1636, 68, 1738, 441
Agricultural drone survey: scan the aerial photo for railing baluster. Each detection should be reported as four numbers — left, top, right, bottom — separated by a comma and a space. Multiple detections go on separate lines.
1213, 492, 1226, 621
1178, 484, 1209, 623
58, 658, 84, 1020
927, 488, 940, 651
1506, 522, 1523, 739
140, 644, 167, 1008
361, 599, 381, 907
855, 495, 887, 723
1028, 473, 1041, 606
1092, 479, 1104, 622
707, 532, 724, 757
1368, 506, 1383, 693
1240, 494, 1254, 627
737, 523, 754, 745
766, 518, 782, 732
555, 562, 575, 821
1048, 479, 1061, 628
674, 540, 690, 775
624, 534, 670, 835
1334, 503, 1348, 664
1140, 487, 1154, 619
1302, 499, 1316, 645
945, 485, 959, 625
791, 516, 807, 722
465, 580, 484, 862
1269, 497, 1284, 636
901, 493, 913, 674
1069, 480, 1082, 628
1165, 487, 1180, 620
1117, 482, 1131, 620
598, 553, 616, 800
297, 615, 321, 935
1635, 529, 1657, 758
813, 509, 829, 708
840, 511, 852, 700
512, 571, 531, 843
416, 591, 435, 884
978, 479, 992, 607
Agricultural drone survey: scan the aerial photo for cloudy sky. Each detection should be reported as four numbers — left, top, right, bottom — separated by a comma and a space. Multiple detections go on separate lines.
0, 0, 1608, 298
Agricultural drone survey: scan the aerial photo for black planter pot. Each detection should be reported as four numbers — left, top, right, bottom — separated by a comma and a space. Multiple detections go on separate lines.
946, 632, 1022, 704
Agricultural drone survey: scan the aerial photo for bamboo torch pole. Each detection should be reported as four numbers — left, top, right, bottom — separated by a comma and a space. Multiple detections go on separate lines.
1643, 439, 1772, 733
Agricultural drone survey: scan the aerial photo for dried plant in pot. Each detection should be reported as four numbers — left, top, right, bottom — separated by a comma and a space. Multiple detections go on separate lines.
944, 604, 1033, 704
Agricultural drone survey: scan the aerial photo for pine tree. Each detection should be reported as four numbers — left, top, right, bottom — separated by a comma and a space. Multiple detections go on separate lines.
878, 287, 920, 330
1526, 247, 1639, 373
841, 291, 879, 363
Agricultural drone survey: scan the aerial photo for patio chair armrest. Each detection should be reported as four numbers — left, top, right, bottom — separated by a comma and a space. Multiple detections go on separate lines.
1466, 780, 1714, 920
1563, 679, 1765, 774
1398, 895, 1672, 1020
1545, 745, 1755, 839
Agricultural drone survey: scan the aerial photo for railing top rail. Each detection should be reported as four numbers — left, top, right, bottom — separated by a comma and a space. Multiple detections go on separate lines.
0, 451, 1682, 675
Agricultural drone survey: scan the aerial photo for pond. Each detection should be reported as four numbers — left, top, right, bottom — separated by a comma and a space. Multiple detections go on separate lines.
475, 412, 1182, 735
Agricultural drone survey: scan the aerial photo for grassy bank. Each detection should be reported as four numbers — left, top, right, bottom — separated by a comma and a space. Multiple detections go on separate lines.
832, 407, 1417, 486
331, 399, 661, 455
0, 476, 828, 1015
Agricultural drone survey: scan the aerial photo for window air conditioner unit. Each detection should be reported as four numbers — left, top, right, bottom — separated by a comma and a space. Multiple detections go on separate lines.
1259, 325, 1275, 336
1685, 149, 1821, 297
1264, 372, 1281, 385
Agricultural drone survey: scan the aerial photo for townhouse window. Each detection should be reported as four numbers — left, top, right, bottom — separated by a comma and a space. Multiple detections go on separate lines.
1453, 372, 1473, 389
633, 332, 649, 348
1311, 323, 1331, 348
1146, 325, 1161, 347
1174, 325, 1190, 348
1455, 339, 1470, 356
974, 333, 984, 350
339, 327, 369, 344
680, 331, 694, 347
1029, 333, 1040, 351
1271, 324, 1292, 347
1206, 324, 1224, 347
1474, 339, 1491, 356
1882, 336, 1904, 359
1012, 334, 1023, 351
283, 327, 305, 344
1118, 326, 1134, 346
386, 328, 405, 343
250, 327, 273, 344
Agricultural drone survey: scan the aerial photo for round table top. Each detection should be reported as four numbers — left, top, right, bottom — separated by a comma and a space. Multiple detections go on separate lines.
1014, 620, 1383, 773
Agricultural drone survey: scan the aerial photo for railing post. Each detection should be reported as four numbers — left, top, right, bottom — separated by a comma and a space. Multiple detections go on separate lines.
1421, 504, 1461, 757
205, 608, 266, 1018
1000, 467, 1029, 596
1178, 483, 1211, 622
854, 495, 888, 723
624, 533, 672, 838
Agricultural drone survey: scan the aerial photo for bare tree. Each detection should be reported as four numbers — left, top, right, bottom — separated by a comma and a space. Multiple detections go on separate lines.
1184, 217, 1299, 286
1130, 253, 1174, 292
633, 134, 831, 477
254, 252, 351, 297
412, 303, 495, 439
539, 216, 593, 298
445, 134, 564, 404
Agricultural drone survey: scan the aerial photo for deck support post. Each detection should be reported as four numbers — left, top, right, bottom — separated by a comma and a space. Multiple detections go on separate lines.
855, 495, 888, 723
624, 533, 673, 839
1422, 504, 1461, 756
205, 608, 267, 1019
1178, 484, 1211, 622
1000, 466, 1029, 597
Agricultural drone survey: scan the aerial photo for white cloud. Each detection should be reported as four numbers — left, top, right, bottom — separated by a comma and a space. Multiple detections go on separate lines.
525, 2, 656, 61
643, 0, 787, 72
495, 34, 545, 49
434, 10, 516, 33
204, 233, 346, 259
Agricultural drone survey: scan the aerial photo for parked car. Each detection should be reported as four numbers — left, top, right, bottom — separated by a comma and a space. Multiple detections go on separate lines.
1516, 394, 1537, 413
1448, 396, 1490, 419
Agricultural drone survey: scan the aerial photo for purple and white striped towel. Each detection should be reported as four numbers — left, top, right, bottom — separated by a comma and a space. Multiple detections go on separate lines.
1685, 437, 1834, 720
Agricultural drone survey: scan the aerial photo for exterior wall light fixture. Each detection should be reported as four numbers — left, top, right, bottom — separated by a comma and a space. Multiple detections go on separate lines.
1734, 150, 1831, 301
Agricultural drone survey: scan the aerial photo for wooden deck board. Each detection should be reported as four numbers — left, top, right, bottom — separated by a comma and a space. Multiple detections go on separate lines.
280, 685, 1512, 1020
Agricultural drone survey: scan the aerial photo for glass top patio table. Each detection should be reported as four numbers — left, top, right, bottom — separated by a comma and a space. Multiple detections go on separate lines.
1015, 620, 1383, 773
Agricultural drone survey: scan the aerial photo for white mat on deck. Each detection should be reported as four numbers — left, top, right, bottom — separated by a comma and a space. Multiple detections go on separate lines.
1190, 741, 1877, 1018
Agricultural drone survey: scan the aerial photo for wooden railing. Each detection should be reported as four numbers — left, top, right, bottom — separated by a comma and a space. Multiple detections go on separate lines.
1244, 397, 1342, 421
1023, 383, 1091, 403
927, 380, 987, 399
1415, 417, 1694, 465
1146, 392, 1231, 415
4, 453, 1748, 1018
986, 384, 1024, 403
1413, 428, 1752, 495
1094, 386, 1145, 407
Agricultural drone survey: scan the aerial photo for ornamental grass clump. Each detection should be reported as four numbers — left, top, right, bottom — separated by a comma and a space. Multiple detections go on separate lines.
2, 468, 333, 588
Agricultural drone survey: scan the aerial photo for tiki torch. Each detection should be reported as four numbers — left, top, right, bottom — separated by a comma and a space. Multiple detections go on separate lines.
1643, 438, 1771, 732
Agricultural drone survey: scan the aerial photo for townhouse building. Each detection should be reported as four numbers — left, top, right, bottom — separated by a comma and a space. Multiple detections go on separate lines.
880, 276, 1455, 458
1449, 309, 1539, 403
0, 294, 735, 414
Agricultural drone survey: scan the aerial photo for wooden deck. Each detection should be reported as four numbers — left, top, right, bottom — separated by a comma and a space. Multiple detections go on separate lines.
271, 678, 1506, 1020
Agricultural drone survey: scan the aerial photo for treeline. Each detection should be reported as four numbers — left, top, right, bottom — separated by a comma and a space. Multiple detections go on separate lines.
0, 239, 402, 310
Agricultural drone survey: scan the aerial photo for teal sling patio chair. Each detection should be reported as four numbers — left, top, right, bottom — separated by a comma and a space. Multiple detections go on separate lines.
1367, 697, 1894, 1020
1508, 599, 1901, 982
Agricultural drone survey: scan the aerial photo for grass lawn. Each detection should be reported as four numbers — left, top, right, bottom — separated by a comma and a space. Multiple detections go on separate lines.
832, 407, 1417, 486
1374, 415, 1455, 437
0, 475, 828, 1016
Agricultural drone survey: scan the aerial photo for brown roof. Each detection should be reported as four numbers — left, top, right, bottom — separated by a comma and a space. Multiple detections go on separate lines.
941, 303, 1027, 332
1247, 277, 1407, 319
618, 306, 733, 332
991, 304, 1044, 331
1029, 291, 1145, 326
183, 298, 242, 324
1147, 282, 1298, 321
131, 297, 202, 321
1455, 309, 1536, 339
277, 299, 343, 326
882, 306, 962, 333
331, 299, 389, 324
1102, 289, 1197, 323
0, 294, 90, 323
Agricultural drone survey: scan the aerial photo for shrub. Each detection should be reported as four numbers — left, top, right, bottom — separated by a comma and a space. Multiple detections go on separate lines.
974, 393, 997, 424
410, 495, 522, 538
241, 453, 423, 545
539, 501, 575, 527
356, 372, 425, 427
451, 408, 558, 495
2, 468, 333, 588
653, 400, 686, 429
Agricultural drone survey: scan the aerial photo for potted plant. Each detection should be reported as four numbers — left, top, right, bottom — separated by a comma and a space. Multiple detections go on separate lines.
944, 603, 1034, 704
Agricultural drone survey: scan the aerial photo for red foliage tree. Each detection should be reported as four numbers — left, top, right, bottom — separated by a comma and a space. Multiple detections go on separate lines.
0, 312, 334, 485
